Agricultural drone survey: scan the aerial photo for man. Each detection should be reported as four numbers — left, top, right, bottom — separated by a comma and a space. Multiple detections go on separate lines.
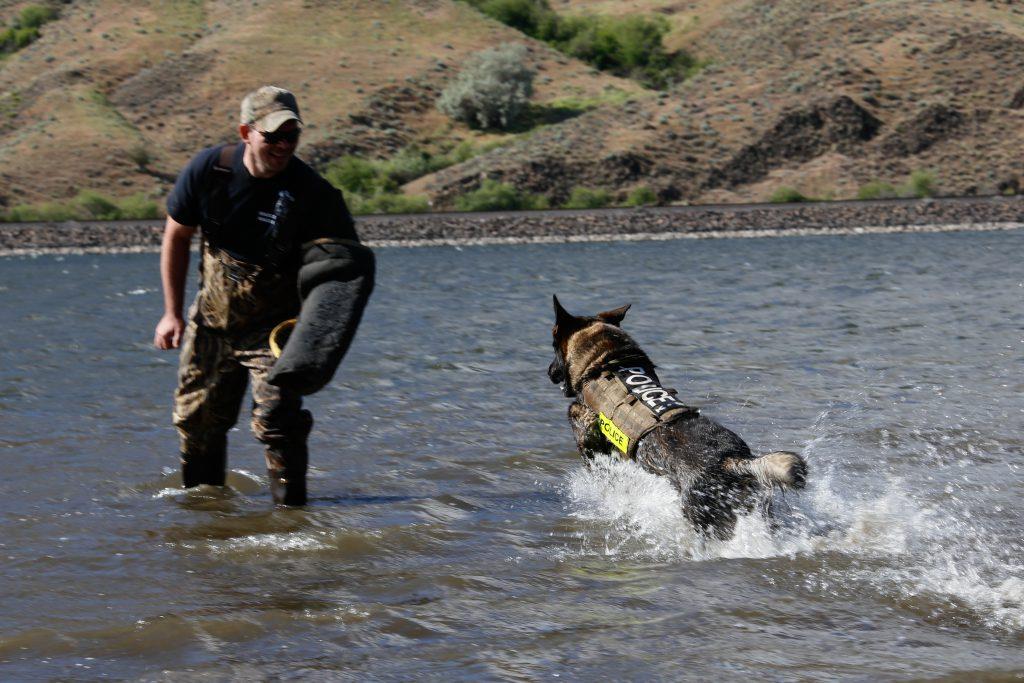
154, 85, 362, 505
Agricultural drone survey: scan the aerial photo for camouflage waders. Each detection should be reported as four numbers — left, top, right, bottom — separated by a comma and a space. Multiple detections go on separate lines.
173, 245, 310, 505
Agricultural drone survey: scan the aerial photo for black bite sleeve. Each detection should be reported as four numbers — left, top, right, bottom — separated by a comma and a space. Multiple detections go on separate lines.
266, 240, 375, 395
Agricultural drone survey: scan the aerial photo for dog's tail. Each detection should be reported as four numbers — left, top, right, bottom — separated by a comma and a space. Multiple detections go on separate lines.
724, 451, 807, 490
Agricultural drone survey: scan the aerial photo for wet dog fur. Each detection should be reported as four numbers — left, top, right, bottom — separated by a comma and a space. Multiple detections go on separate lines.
548, 296, 806, 539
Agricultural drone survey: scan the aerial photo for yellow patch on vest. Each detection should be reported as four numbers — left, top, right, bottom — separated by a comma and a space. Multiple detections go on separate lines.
598, 412, 630, 454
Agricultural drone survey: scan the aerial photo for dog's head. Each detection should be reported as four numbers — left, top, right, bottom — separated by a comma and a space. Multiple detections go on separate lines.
548, 295, 631, 397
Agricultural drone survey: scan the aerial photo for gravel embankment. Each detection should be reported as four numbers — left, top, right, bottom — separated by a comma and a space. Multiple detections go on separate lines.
1, 196, 1021, 255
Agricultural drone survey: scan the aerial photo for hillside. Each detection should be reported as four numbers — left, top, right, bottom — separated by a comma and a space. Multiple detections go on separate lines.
2, 0, 1023, 214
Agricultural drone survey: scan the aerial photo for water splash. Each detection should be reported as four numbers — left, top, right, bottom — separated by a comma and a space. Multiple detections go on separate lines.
560, 450, 1024, 631
192, 532, 332, 556
804, 411, 1024, 632
563, 455, 697, 561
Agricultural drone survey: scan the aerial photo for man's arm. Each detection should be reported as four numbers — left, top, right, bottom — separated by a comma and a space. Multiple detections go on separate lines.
153, 216, 197, 349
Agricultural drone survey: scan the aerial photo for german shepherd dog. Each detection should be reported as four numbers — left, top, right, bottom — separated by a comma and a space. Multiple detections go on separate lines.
548, 296, 806, 539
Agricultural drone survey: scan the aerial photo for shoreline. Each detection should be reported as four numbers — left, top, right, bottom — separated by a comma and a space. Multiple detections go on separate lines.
1, 195, 1022, 255
3, 221, 1020, 256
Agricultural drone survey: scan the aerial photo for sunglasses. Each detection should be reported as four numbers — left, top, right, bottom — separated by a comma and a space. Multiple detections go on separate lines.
257, 127, 301, 145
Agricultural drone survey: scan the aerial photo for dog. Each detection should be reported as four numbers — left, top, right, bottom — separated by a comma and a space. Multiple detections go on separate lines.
548, 296, 806, 539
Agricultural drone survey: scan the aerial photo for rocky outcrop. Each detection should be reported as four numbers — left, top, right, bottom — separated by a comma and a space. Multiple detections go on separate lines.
706, 96, 881, 189
1008, 87, 1024, 109
880, 104, 965, 157
304, 84, 440, 166
111, 52, 218, 114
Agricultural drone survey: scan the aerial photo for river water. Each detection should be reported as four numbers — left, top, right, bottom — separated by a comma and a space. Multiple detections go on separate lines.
1, 229, 1023, 680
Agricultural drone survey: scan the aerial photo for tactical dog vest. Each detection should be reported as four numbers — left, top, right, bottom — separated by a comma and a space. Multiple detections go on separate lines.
581, 364, 698, 459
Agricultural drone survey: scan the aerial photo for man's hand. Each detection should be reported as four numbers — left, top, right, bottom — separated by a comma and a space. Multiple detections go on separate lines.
155, 216, 196, 350
154, 313, 185, 349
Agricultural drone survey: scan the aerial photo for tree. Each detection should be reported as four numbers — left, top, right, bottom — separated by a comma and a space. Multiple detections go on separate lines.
437, 43, 535, 130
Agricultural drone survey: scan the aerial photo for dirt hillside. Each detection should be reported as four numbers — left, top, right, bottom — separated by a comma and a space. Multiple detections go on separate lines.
2, 0, 1022, 210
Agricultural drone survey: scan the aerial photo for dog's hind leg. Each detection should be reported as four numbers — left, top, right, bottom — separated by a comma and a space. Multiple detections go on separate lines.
724, 451, 807, 490
685, 480, 739, 540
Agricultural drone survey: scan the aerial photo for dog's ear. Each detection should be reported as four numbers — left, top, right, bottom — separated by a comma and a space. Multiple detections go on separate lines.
552, 295, 582, 339
596, 303, 631, 327
553, 295, 576, 327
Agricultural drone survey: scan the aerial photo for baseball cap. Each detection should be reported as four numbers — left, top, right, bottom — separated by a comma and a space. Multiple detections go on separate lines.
240, 86, 303, 132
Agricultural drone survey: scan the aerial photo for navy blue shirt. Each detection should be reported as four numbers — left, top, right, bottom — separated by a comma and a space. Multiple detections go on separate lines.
166, 143, 357, 264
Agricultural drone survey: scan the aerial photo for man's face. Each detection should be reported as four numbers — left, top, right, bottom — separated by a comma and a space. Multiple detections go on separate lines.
241, 119, 301, 178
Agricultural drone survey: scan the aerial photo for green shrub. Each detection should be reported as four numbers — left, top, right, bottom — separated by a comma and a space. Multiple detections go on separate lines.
325, 143, 495, 201
467, 0, 563, 41
858, 171, 938, 200
127, 144, 152, 170
3, 200, 77, 222
324, 156, 387, 195
624, 186, 657, 207
437, 43, 535, 130
379, 147, 435, 185
116, 192, 161, 219
856, 181, 898, 200
1, 191, 161, 222
75, 190, 122, 220
0, 26, 39, 52
462, 0, 698, 89
350, 192, 431, 215
902, 169, 937, 198
0, 5, 56, 55
563, 186, 610, 209
379, 145, 467, 185
476, 0, 550, 35
561, 14, 685, 87
17, 5, 57, 30
447, 140, 479, 164
454, 179, 548, 211
769, 186, 810, 203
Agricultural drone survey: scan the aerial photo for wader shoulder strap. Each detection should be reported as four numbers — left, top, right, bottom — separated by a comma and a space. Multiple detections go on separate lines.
203, 144, 236, 236
197, 144, 236, 283
199, 145, 307, 267
581, 367, 698, 459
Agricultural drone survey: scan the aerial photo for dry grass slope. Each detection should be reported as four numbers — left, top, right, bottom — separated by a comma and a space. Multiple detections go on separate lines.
1, 0, 1023, 212
0, 0, 638, 208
